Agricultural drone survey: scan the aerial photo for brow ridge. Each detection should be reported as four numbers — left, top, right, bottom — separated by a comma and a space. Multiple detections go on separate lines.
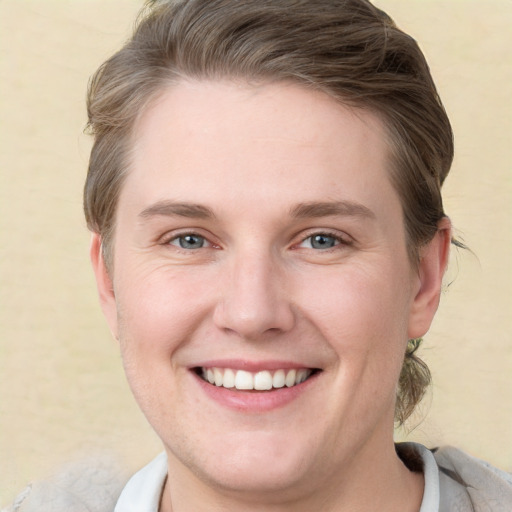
290, 201, 375, 219
138, 199, 374, 222
138, 200, 215, 220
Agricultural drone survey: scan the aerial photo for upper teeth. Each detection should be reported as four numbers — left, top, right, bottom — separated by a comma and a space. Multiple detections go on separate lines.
202, 368, 312, 390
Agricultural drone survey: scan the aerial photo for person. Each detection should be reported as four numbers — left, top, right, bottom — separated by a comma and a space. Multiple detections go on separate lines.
4, 0, 511, 511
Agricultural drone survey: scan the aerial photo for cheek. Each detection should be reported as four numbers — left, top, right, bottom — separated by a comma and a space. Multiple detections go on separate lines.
115, 261, 215, 353
113, 264, 213, 428
296, 262, 412, 343
297, 263, 412, 395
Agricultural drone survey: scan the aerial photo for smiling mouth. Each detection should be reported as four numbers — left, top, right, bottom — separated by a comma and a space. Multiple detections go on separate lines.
195, 367, 320, 391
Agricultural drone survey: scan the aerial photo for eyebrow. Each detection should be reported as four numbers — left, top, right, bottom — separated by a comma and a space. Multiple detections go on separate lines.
138, 199, 375, 222
289, 201, 375, 220
138, 201, 215, 220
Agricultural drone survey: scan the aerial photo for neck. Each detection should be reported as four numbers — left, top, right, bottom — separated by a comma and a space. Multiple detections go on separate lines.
159, 441, 424, 512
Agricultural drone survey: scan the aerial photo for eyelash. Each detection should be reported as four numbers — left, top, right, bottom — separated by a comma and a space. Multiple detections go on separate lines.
294, 230, 352, 251
161, 231, 214, 250
160, 229, 352, 253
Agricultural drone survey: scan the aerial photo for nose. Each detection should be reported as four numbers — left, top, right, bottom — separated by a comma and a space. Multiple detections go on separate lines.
213, 251, 295, 340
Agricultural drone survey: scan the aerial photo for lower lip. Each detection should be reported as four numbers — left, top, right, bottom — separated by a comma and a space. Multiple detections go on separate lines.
192, 371, 319, 412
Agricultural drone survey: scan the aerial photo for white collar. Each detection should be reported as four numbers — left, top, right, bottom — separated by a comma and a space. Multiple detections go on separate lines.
114, 443, 440, 512
114, 451, 167, 512
411, 442, 440, 512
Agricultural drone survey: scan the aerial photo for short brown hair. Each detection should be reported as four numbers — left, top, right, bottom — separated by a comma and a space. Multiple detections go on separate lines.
84, 0, 454, 423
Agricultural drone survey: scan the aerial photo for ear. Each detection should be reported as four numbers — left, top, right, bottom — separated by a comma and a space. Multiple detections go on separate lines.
90, 233, 119, 340
407, 217, 451, 339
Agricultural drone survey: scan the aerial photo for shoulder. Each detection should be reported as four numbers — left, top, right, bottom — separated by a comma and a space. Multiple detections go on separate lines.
2, 456, 127, 512
433, 446, 512, 512
397, 442, 512, 511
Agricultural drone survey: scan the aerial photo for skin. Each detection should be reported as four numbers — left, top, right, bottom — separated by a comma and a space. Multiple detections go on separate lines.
91, 81, 450, 511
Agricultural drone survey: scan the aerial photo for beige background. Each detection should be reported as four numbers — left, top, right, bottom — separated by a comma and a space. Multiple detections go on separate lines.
0, 0, 511, 505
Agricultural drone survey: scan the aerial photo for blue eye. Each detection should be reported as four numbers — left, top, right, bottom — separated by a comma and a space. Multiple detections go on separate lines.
300, 234, 340, 250
170, 234, 206, 249
310, 234, 338, 249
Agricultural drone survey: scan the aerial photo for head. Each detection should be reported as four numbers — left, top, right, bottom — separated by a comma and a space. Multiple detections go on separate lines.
85, 0, 452, 490
85, 0, 453, 425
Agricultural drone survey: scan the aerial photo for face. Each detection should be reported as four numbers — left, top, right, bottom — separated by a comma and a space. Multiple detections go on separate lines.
92, 81, 447, 498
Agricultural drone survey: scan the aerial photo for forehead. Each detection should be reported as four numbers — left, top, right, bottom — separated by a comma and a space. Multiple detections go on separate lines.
122, 80, 398, 218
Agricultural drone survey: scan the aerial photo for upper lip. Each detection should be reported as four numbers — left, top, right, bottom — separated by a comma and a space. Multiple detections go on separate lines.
190, 359, 319, 372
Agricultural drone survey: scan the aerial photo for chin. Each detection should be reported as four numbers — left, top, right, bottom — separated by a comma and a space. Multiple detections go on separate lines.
169, 430, 318, 496
199, 459, 310, 497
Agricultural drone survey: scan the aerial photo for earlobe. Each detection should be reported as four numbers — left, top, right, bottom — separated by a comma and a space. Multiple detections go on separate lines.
408, 217, 451, 339
90, 233, 119, 340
